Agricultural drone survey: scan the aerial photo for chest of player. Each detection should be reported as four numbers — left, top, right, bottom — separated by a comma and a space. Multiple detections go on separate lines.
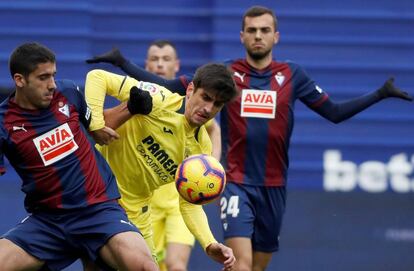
5, 102, 82, 166
231, 70, 292, 120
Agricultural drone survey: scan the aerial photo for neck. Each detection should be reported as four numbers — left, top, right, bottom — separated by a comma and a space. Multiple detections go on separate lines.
14, 89, 34, 110
245, 53, 273, 70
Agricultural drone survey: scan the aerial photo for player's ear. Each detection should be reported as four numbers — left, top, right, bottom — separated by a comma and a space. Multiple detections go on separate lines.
186, 82, 194, 99
240, 30, 245, 45
274, 31, 280, 45
175, 59, 180, 73
13, 73, 26, 88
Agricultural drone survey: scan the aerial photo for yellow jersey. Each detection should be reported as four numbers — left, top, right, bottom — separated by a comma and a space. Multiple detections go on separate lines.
85, 69, 217, 251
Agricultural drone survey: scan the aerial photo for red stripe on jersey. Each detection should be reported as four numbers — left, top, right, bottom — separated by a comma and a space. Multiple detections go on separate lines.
264, 62, 292, 186
225, 60, 250, 183
51, 93, 109, 205
310, 94, 329, 108
73, 130, 110, 205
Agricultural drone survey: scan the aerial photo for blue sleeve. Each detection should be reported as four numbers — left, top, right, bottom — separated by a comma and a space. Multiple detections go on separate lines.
290, 62, 383, 123
56, 80, 92, 128
290, 62, 322, 101
121, 60, 192, 96
312, 90, 382, 123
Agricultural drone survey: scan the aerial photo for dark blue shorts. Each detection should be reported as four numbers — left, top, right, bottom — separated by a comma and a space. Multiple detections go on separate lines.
220, 182, 286, 253
1, 201, 140, 271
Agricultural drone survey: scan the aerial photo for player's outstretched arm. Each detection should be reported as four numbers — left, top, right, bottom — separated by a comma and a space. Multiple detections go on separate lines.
86, 48, 188, 95
314, 77, 412, 124
86, 47, 126, 67
206, 242, 236, 271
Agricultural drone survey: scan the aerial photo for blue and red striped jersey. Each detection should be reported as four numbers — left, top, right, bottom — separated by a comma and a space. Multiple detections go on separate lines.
221, 59, 328, 187
0, 80, 120, 212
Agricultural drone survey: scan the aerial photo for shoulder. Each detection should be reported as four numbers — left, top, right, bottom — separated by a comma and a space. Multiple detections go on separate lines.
274, 59, 302, 70
55, 79, 83, 98
56, 79, 80, 92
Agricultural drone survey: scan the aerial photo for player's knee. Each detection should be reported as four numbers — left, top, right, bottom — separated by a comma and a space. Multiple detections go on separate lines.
235, 259, 254, 271
236, 265, 252, 271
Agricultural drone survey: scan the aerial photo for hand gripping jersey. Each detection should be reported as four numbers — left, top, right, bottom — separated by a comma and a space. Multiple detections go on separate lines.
221, 59, 328, 187
85, 69, 217, 250
0, 80, 120, 212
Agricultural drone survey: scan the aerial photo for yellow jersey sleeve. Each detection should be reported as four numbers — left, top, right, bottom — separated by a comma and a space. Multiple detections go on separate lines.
85, 69, 179, 131
204, 118, 214, 130
85, 69, 133, 131
179, 195, 217, 250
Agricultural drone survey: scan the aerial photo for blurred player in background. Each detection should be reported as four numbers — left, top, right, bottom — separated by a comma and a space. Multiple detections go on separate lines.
86, 5, 413, 271
146, 39, 194, 271
0, 42, 158, 271
84, 63, 237, 270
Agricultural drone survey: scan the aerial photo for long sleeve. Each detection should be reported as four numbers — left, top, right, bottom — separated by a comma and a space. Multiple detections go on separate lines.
85, 69, 136, 131
312, 90, 382, 124
179, 196, 217, 251
122, 60, 190, 95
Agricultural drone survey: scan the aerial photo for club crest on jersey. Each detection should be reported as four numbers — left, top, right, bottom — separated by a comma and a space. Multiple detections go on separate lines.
33, 123, 79, 166
241, 89, 277, 119
275, 72, 285, 86
58, 102, 70, 117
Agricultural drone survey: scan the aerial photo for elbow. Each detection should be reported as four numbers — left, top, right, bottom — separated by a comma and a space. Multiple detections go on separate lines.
86, 69, 106, 82
329, 117, 343, 124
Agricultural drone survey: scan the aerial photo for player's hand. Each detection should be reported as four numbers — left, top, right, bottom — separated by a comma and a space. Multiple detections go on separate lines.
91, 126, 120, 145
377, 77, 413, 101
206, 242, 236, 271
85, 47, 126, 67
127, 86, 153, 115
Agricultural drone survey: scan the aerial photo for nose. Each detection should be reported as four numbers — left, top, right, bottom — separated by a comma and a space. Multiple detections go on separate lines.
48, 78, 57, 90
255, 30, 262, 40
203, 101, 215, 114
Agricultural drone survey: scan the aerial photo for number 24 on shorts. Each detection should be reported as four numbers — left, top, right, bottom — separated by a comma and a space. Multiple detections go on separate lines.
220, 196, 240, 219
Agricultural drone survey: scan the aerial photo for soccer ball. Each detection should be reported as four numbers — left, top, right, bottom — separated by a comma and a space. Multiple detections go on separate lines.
175, 154, 226, 205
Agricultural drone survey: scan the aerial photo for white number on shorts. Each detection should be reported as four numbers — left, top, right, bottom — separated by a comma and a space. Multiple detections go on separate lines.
220, 195, 240, 218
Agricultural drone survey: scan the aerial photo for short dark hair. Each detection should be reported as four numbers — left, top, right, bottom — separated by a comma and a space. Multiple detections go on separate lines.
242, 5, 278, 31
192, 63, 237, 103
9, 42, 56, 78
149, 40, 178, 53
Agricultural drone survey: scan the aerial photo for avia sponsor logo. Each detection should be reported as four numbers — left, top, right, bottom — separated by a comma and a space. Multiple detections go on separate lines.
33, 123, 79, 166
136, 135, 179, 182
240, 89, 276, 119
324, 150, 414, 193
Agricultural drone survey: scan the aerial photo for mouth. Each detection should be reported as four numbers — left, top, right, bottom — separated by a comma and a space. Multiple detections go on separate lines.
196, 112, 209, 122
44, 92, 54, 100
252, 43, 265, 49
